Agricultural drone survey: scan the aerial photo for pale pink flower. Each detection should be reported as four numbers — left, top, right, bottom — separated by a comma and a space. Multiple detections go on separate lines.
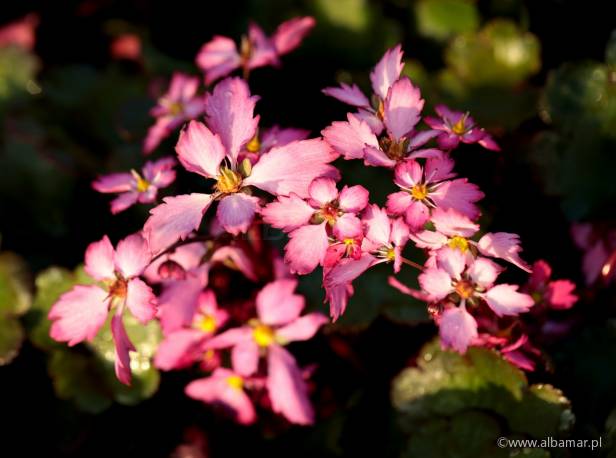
155, 290, 229, 371
92, 157, 176, 214
261, 177, 369, 274
143, 73, 206, 154
0, 14, 38, 51
424, 104, 500, 152
48, 234, 156, 384
386, 156, 483, 231
185, 368, 257, 425
525, 260, 578, 310
410, 208, 531, 272
144, 77, 337, 254
205, 279, 327, 424
571, 222, 616, 285
196, 17, 315, 84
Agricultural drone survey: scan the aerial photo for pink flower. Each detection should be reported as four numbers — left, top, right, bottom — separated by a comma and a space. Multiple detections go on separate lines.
143, 73, 206, 154
92, 157, 176, 214
196, 17, 315, 84
322, 78, 441, 168
410, 208, 531, 272
0, 14, 38, 51
525, 260, 578, 310
386, 156, 483, 231
205, 279, 327, 424
239, 125, 310, 165
424, 104, 500, 152
418, 249, 533, 353
48, 234, 157, 384
323, 206, 410, 318
186, 368, 257, 425
155, 290, 229, 371
261, 177, 369, 274
144, 77, 337, 254
571, 222, 616, 285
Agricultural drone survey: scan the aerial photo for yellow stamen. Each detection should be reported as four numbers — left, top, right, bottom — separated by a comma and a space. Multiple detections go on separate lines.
343, 238, 355, 246
455, 280, 474, 299
245, 134, 260, 153
452, 117, 467, 135
167, 101, 183, 116
386, 247, 396, 261
195, 315, 217, 334
410, 184, 428, 200
448, 236, 469, 252
216, 167, 242, 194
108, 277, 128, 299
131, 169, 150, 193
227, 375, 244, 390
253, 323, 275, 347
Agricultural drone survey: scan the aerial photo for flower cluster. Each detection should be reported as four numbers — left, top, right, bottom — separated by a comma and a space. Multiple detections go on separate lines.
50, 18, 579, 426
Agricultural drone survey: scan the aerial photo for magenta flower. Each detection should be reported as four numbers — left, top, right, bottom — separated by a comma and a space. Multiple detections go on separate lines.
323, 76, 441, 168
525, 260, 578, 310
143, 73, 206, 154
196, 17, 315, 84
205, 279, 327, 424
419, 248, 534, 352
410, 208, 532, 272
185, 368, 257, 425
144, 77, 337, 254
92, 157, 176, 214
155, 290, 229, 371
424, 104, 500, 152
48, 234, 156, 384
386, 156, 484, 231
261, 177, 369, 274
239, 125, 310, 166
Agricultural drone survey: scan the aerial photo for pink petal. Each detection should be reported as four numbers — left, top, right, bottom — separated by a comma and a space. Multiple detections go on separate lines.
430, 179, 484, 220
276, 313, 328, 343
322, 83, 370, 108
439, 306, 478, 353
114, 233, 151, 278
323, 254, 377, 288
205, 77, 259, 164
143, 116, 174, 155
528, 260, 552, 290
363, 146, 396, 168
477, 232, 531, 273
157, 273, 207, 334
333, 213, 362, 240
273, 16, 315, 55
145, 157, 177, 188
325, 282, 354, 321
409, 229, 448, 250
436, 247, 466, 280
144, 193, 213, 255
370, 44, 404, 100
284, 222, 329, 275
431, 208, 479, 238
210, 246, 258, 281
84, 235, 115, 281
363, 204, 391, 246
176, 120, 225, 178
485, 284, 534, 316
467, 257, 501, 289
404, 200, 430, 232
308, 177, 339, 206
418, 268, 453, 301
110, 192, 139, 214
546, 280, 578, 310
256, 279, 305, 326
267, 345, 314, 425
216, 193, 260, 235
260, 126, 310, 152
394, 160, 422, 188
195, 36, 241, 85
338, 185, 369, 213
154, 329, 206, 371
205, 327, 253, 350
322, 113, 380, 159
261, 193, 314, 232
478, 134, 500, 151
126, 278, 157, 324
92, 173, 133, 193
245, 138, 338, 198
247, 22, 278, 68
232, 340, 260, 376
386, 191, 413, 216
383, 77, 423, 140
111, 314, 136, 385
48, 285, 109, 346
388, 276, 429, 301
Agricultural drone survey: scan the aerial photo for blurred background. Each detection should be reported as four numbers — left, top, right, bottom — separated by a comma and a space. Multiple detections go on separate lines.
1, 0, 615, 457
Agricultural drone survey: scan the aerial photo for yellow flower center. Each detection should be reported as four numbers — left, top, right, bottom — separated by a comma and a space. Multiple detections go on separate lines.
455, 280, 474, 299
226, 375, 244, 390
386, 247, 396, 261
216, 167, 242, 194
108, 277, 128, 299
131, 169, 150, 193
253, 323, 275, 347
410, 184, 428, 200
245, 135, 260, 153
343, 238, 355, 246
448, 236, 469, 252
195, 315, 217, 334
452, 117, 467, 135
167, 101, 184, 117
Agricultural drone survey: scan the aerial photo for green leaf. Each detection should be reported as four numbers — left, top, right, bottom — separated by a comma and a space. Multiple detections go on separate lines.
415, 0, 480, 41
0, 317, 24, 365
445, 19, 540, 87
0, 46, 39, 103
392, 339, 573, 443
314, 0, 371, 32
